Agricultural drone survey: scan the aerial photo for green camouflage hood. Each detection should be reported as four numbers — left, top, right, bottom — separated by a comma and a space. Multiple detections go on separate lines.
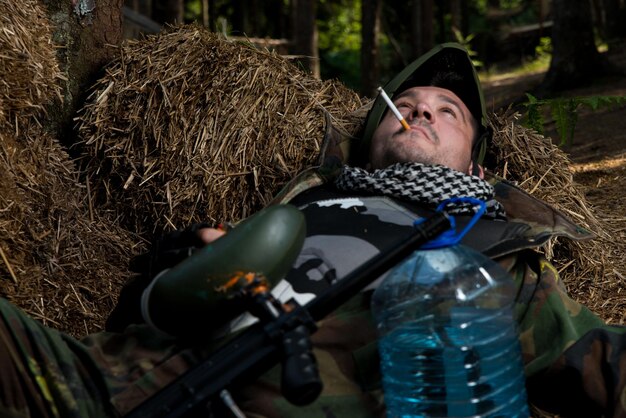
355, 43, 490, 168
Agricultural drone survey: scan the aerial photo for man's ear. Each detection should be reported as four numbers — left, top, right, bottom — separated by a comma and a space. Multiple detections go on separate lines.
469, 161, 485, 179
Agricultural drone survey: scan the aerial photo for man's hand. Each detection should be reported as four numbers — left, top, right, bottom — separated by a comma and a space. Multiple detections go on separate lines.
146, 224, 230, 277
106, 223, 226, 332
198, 228, 226, 245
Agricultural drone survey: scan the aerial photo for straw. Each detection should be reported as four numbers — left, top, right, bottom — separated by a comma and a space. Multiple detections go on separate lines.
76, 25, 364, 239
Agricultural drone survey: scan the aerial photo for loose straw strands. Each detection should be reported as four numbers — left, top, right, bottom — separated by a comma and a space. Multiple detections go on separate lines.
0, 0, 63, 132
488, 112, 625, 324
0, 127, 141, 337
76, 25, 363, 238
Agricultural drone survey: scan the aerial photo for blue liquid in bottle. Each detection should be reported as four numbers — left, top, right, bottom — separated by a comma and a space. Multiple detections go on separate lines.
372, 245, 529, 418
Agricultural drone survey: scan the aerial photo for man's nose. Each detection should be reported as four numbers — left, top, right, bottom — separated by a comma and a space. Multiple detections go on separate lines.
409, 103, 434, 122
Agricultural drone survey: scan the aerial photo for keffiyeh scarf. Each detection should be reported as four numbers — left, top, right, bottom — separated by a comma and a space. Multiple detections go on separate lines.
334, 162, 506, 220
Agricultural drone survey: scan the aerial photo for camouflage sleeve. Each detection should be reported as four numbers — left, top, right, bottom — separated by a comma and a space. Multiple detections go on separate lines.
508, 249, 626, 417
0, 296, 212, 418
0, 297, 114, 418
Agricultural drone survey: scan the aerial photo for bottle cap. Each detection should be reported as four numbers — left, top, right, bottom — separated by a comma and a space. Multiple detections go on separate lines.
414, 197, 487, 249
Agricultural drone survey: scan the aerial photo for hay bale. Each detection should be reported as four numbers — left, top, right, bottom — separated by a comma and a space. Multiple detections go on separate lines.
0, 0, 63, 131
0, 123, 142, 337
488, 112, 625, 323
0, 0, 138, 337
76, 25, 363, 237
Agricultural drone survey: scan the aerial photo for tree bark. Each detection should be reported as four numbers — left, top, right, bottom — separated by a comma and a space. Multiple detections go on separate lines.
291, 0, 319, 78
360, 0, 382, 97
408, 0, 435, 59
264, 0, 286, 38
540, 0, 610, 92
202, 0, 209, 27
436, 1, 446, 43
249, 0, 259, 35
409, 0, 423, 58
460, 0, 469, 37
232, 0, 248, 35
43, 0, 124, 147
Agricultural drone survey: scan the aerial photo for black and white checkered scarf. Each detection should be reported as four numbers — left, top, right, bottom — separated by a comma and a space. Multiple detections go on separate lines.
334, 162, 506, 220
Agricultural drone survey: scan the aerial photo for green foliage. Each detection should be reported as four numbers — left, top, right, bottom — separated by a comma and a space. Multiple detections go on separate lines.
534, 36, 552, 60
500, 0, 526, 8
451, 28, 483, 69
317, 0, 361, 51
317, 0, 362, 89
320, 49, 361, 90
550, 98, 579, 147
522, 94, 626, 146
185, 0, 202, 21
524, 93, 544, 134
473, 0, 488, 14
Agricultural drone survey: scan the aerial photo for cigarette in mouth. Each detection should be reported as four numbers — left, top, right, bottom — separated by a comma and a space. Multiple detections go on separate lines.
377, 87, 410, 131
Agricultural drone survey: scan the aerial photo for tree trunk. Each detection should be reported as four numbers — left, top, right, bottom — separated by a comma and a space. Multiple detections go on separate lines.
409, 0, 435, 57
264, 0, 286, 38
291, 0, 319, 78
591, 0, 603, 36
409, 0, 423, 58
232, 0, 248, 35
450, 0, 462, 35
152, 0, 183, 24
460, 0, 470, 37
127, 0, 151, 15
208, 0, 216, 32
202, 0, 209, 27
361, 0, 382, 97
540, 0, 609, 92
249, 0, 259, 35
43, 0, 124, 148
538, 0, 548, 37
436, 1, 446, 43
421, 0, 434, 52
603, 0, 626, 44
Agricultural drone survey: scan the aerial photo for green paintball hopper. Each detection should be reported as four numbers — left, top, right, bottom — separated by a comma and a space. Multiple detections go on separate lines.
143, 204, 306, 339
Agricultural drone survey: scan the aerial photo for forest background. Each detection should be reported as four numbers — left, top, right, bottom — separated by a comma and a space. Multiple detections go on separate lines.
41, 0, 626, 153
119, 0, 624, 97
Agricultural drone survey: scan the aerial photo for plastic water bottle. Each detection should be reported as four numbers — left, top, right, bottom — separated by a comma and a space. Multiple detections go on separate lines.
371, 199, 529, 418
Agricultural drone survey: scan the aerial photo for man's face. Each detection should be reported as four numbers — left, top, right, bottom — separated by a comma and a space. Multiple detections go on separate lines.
369, 86, 477, 174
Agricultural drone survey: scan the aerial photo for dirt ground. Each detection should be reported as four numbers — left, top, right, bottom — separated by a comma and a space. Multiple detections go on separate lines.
483, 50, 626, 326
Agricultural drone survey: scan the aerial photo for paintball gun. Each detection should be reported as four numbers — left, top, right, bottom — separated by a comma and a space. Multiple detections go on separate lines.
125, 204, 451, 418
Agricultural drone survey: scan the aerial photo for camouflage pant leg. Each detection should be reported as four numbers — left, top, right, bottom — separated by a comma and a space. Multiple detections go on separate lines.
511, 250, 626, 417
0, 297, 113, 418
0, 297, 216, 418
81, 324, 212, 415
